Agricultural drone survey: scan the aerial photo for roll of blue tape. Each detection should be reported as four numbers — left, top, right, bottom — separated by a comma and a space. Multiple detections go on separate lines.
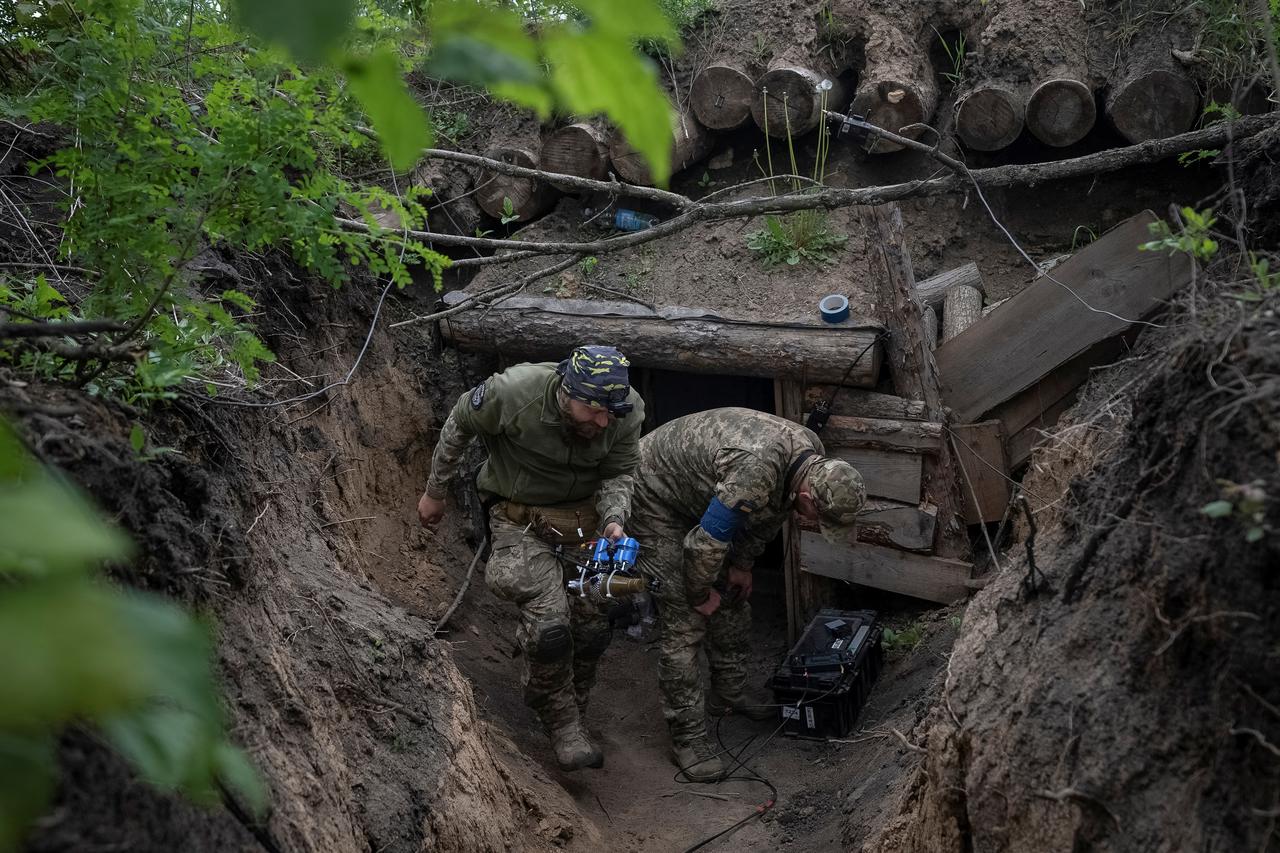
819, 294, 850, 324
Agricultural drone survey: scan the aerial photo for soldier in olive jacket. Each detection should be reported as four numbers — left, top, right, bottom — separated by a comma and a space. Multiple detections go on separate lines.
418, 346, 644, 771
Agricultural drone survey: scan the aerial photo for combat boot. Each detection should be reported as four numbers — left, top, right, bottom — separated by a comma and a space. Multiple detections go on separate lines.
549, 721, 604, 772
707, 688, 775, 722
671, 737, 725, 783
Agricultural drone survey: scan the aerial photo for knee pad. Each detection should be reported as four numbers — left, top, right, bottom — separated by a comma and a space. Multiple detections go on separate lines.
528, 622, 572, 663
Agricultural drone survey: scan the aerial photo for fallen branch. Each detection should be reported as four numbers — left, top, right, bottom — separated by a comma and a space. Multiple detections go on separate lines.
0, 319, 126, 338
433, 540, 488, 635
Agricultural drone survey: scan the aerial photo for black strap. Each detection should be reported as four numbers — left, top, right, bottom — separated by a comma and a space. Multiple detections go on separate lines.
784, 450, 817, 495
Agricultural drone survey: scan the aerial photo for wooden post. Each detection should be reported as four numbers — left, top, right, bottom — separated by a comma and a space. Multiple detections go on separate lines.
955, 84, 1026, 151
608, 107, 713, 186
851, 14, 938, 153
924, 306, 939, 350
941, 284, 983, 342
751, 65, 848, 138
1104, 25, 1199, 144
863, 204, 969, 558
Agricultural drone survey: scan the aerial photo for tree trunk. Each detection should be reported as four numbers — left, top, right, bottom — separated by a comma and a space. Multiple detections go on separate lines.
608, 107, 713, 186
751, 64, 849, 138
439, 292, 884, 386
475, 147, 558, 222
955, 84, 1026, 151
850, 15, 938, 154
540, 122, 611, 181
691, 64, 756, 130
941, 284, 983, 342
1027, 78, 1096, 147
1105, 31, 1199, 144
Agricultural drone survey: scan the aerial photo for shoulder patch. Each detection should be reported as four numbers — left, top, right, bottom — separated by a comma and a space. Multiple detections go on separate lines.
470, 382, 487, 410
734, 500, 757, 513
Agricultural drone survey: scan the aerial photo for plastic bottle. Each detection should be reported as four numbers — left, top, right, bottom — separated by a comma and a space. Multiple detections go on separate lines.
613, 208, 659, 231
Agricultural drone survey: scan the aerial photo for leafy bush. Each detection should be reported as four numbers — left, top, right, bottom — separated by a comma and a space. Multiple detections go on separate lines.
0, 419, 265, 850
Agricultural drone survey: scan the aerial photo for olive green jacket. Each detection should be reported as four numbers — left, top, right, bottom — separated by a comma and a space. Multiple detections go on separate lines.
425, 363, 645, 527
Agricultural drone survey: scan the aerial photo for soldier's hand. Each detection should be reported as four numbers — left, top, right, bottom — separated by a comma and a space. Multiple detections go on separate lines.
693, 587, 722, 617
602, 521, 625, 542
727, 565, 753, 601
418, 492, 446, 528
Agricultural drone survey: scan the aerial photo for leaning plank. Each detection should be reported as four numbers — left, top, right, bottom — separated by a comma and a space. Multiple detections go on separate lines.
986, 336, 1126, 440
936, 211, 1194, 423
820, 415, 943, 454
831, 447, 922, 504
440, 293, 884, 386
915, 262, 986, 309
1006, 390, 1080, 468
952, 421, 1011, 523
801, 534, 971, 604
803, 387, 927, 420
856, 500, 938, 552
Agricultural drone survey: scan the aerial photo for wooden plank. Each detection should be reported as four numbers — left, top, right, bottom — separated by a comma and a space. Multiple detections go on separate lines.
1007, 389, 1080, 468
803, 387, 928, 420
832, 447, 922, 504
856, 500, 938, 552
820, 415, 944, 454
442, 292, 884, 387
952, 421, 1012, 523
800, 534, 972, 604
936, 211, 1193, 422
987, 336, 1127, 438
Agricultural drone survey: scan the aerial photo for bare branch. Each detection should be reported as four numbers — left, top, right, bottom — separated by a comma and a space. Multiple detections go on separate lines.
0, 320, 126, 338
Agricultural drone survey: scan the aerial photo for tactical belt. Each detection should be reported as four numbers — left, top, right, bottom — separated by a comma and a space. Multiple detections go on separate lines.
497, 498, 600, 546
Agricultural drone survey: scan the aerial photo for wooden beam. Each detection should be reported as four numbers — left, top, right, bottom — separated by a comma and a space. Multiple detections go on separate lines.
952, 421, 1011, 523
856, 500, 938, 552
864, 204, 968, 558
803, 387, 928, 420
936, 211, 1194, 422
1006, 390, 1080, 468
986, 336, 1127, 439
801, 534, 971, 604
441, 293, 884, 386
820, 415, 943, 454
831, 447, 922, 504
915, 261, 986, 309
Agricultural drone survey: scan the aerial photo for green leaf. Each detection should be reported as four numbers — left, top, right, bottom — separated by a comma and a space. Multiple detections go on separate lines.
342, 49, 433, 170
571, 0, 677, 42
1201, 500, 1234, 518
544, 32, 672, 184
130, 422, 146, 454
0, 732, 57, 853
1246, 526, 1265, 543
214, 742, 268, 816
230, 0, 354, 64
0, 477, 132, 577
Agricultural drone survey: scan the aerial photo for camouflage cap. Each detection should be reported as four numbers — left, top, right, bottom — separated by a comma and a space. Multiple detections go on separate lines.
806, 457, 866, 545
557, 345, 633, 415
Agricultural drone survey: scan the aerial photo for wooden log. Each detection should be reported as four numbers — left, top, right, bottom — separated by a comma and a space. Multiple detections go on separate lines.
955, 84, 1026, 151
1026, 78, 1096, 147
476, 147, 558, 222
915, 262, 986, 309
608, 107, 713, 186
801, 534, 971, 604
751, 65, 848, 138
820, 415, 943, 454
941, 284, 983, 342
1105, 36, 1199, 144
863, 204, 968, 557
803, 387, 927, 420
856, 500, 938, 552
851, 15, 938, 154
441, 293, 884, 386
951, 421, 1011, 524
540, 122, 610, 181
691, 64, 756, 130
831, 447, 922, 504
936, 211, 1194, 423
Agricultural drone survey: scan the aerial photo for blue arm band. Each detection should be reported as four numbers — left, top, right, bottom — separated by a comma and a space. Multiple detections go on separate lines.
700, 497, 744, 543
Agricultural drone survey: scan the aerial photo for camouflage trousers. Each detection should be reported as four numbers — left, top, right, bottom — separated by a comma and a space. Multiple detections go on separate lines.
631, 517, 752, 746
485, 507, 613, 733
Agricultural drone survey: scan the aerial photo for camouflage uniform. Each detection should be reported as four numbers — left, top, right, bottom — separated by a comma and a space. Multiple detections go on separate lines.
630, 408, 854, 746
426, 360, 644, 736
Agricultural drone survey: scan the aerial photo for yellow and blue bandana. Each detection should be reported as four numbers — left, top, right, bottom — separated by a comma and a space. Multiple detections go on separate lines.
558, 345, 633, 416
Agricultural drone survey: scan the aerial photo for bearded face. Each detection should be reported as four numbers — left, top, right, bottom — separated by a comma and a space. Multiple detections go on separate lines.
558, 390, 612, 443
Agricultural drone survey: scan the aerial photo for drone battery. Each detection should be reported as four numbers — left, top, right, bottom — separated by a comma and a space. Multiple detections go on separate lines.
768, 609, 883, 739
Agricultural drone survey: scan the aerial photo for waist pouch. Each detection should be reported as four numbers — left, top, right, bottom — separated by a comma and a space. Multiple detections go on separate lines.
499, 499, 600, 546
